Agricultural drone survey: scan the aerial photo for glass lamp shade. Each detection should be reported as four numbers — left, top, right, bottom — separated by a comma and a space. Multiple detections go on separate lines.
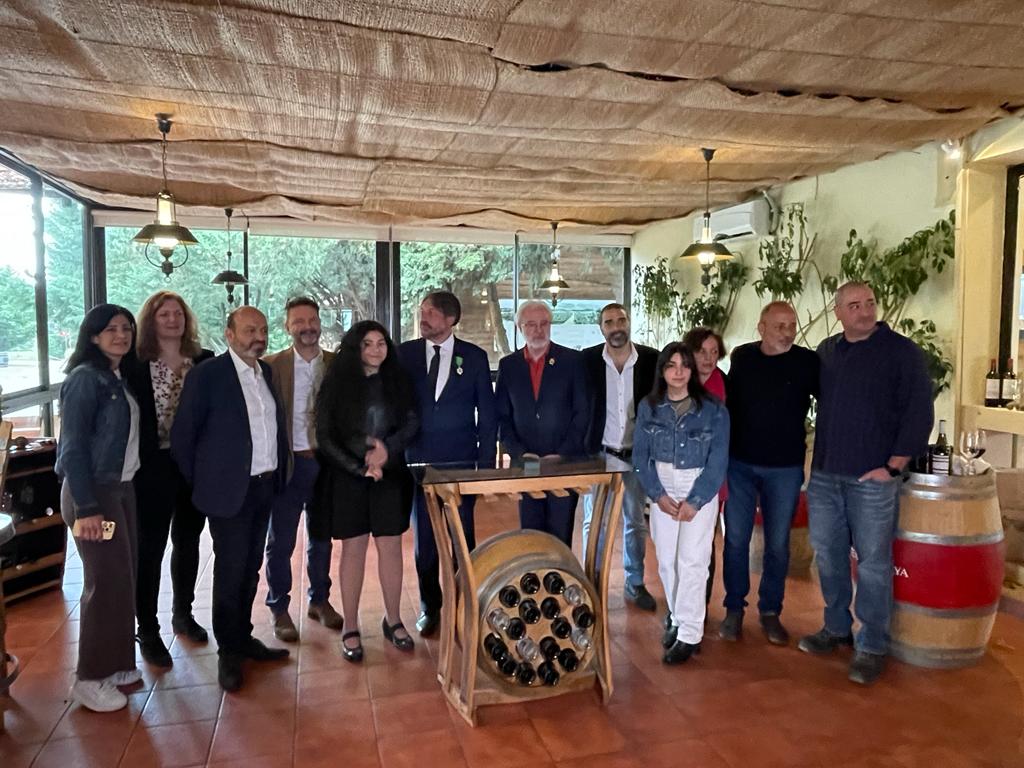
133, 190, 198, 253
211, 268, 248, 287
680, 240, 733, 266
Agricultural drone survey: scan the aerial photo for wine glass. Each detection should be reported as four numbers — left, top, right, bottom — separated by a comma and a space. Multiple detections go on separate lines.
959, 429, 987, 475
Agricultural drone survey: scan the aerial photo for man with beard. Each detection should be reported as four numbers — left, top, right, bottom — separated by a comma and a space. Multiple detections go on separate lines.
495, 300, 590, 545
581, 303, 659, 610
262, 297, 342, 642
398, 291, 496, 637
171, 306, 291, 692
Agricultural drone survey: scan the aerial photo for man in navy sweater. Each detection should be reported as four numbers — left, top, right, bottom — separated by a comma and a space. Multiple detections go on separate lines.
495, 300, 590, 546
399, 291, 496, 637
799, 282, 933, 686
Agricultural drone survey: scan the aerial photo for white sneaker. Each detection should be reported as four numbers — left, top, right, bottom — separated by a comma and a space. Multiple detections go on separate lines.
70, 678, 128, 712
105, 668, 143, 686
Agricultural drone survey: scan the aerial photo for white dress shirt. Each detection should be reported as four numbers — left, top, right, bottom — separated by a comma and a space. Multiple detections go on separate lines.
602, 343, 638, 450
116, 370, 141, 481
229, 347, 279, 475
425, 333, 456, 400
291, 348, 324, 451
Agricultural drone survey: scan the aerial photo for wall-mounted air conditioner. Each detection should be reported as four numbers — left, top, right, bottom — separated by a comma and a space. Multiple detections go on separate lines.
693, 198, 771, 243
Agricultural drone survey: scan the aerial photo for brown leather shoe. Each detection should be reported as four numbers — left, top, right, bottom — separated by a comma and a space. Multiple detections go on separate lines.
307, 601, 344, 630
273, 611, 299, 643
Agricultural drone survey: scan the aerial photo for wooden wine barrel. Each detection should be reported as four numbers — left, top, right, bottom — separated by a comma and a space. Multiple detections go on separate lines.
749, 491, 814, 576
890, 472, 1005, 668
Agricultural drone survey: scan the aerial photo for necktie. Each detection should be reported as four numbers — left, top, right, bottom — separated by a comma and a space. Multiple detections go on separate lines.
427, 344, 441, 401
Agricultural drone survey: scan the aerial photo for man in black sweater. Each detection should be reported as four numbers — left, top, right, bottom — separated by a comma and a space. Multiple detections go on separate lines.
721, 302, 819, 646
799, 282, 933, 686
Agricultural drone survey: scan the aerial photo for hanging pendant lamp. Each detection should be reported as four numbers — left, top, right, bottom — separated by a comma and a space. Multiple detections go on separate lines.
539, 221, 570, 306
680, 148, 732, 287
211, 207, 248, 305
132, 114, 199, 277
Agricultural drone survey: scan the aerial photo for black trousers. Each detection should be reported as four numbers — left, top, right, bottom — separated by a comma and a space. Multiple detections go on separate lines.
207, 474, 275, 656
519, 493, 578, 547
412, 487, 476, 615
134, 449, 207, 635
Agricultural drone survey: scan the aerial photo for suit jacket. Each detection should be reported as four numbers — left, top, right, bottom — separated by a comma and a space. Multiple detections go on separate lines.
398, 336, 497, 467
127, 349, 215, 464
261, 345, 336, 450
495, 342, 590, 459
582, 342, 659, 454
170, 352, 290, 518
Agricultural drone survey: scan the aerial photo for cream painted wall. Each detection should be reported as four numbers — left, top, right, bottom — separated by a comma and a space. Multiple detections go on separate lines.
631, 142, 957, 429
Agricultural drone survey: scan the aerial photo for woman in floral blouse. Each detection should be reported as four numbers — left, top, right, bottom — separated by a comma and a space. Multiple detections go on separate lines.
128, 291, 213, 667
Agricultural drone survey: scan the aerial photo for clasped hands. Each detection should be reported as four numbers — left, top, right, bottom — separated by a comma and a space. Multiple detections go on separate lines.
363, 437, 388, 481
656, 494, 698, 521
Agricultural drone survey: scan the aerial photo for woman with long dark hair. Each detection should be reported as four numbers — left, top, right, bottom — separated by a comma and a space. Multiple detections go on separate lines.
129, 291, 214, 667
632, 342, 729, 665
56, 304, 142, 711
311, 320, 419, 662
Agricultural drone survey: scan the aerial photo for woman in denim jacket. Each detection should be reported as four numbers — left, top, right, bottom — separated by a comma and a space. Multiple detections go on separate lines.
633, 342, 729, 664
56, 304, 142, 712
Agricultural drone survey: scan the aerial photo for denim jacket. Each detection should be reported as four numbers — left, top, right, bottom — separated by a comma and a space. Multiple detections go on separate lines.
55, 363, 132, 515
632, 395, 730, 510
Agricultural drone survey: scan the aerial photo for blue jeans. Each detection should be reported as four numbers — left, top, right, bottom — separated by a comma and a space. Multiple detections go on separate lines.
264, 455, 333, 615
806, 470, 900, 655
581, 467, 647, 588
723, 460, 804, 615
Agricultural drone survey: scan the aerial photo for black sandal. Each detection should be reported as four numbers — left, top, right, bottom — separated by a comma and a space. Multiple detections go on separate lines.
341, 630, 364, 663
382, 618, 415, 652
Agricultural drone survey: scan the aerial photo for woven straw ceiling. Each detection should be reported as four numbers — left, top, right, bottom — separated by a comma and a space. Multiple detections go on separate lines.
0, 0, 1022, 233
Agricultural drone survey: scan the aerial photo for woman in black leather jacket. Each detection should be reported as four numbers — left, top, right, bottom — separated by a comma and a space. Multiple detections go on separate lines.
311, 320, 419, 661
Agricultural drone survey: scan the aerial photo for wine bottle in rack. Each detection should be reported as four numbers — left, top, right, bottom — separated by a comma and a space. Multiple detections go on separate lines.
518, 599, 541, 624
551, 617, 572, 639
985, 358, 1000, 407
563, 584, 584, 606
487, 608, 510, 634
537, 661, 561, 686
484, 633, 507, 659
516, 636, 540, 663
557, 648, 580, 672
520, 572, 541, 594
540, 597, 561, 619
539, 636, 560, 660
570, 626, 592, 652
498, 653, 518, 677
572, 605, 595, 629
516, 662, 537, 686
498, 585, 521, 608
506, 617, 527, 640
543, 571, 566, 594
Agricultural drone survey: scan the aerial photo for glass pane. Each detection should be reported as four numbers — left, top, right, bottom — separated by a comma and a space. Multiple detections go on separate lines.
399, 242, 515, 368
517, 243, 625, 351
247, 235, 377, 352
4, 403, 44, 439
42, 188, 85, 385
0, 165, 40, 397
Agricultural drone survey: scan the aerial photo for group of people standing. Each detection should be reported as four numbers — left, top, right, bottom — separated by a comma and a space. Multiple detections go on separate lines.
53, 278, 931, 713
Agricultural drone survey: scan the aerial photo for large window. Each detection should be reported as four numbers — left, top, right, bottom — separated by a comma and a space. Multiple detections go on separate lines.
0, 166, 41, 397
42, 187, 85, 384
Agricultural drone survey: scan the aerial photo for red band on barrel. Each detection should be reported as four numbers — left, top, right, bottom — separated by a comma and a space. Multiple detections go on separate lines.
892, 539, 1005, 610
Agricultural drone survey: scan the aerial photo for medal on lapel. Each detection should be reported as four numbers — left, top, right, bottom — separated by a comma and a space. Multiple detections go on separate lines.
455, 355, 464, 375
548, 357, 555, 366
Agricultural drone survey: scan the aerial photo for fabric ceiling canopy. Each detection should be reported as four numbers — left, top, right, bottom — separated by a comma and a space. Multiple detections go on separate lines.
0, 0, 1021, 233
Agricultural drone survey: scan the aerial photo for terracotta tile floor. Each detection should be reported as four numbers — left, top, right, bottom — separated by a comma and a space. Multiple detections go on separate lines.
2, 499, 1024, 768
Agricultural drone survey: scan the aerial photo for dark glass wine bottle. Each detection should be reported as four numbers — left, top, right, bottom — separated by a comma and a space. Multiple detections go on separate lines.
537, 661, 560, 686
484, 633, 506, 660
572, 605, 595, 629
986, 358, 1000, 407
557, 647, 580, 672
520, 572, 541, 594
506, 617, 527, 640
929, 419, 950, 475
539, 636, 560, 660
551, 617, 572, 639
497, 653, 518, 677
1002, 357, 1017, 406
498, 585, 521, 608
515, 662, 537, 686
518, 599, 541, 624
543, 571, 566, 594
540, 597, 561, 619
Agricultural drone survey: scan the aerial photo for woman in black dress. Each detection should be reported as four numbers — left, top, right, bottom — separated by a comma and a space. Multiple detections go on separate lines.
312, 320, 419, 662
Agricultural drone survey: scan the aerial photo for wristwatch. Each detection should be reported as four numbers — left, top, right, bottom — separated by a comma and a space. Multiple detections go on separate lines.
884, 463, 902, 477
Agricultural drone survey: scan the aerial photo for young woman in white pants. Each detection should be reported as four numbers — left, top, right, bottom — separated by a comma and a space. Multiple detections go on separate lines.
633, 342, 729, 664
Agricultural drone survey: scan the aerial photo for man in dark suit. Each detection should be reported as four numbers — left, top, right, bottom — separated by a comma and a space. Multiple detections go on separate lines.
399, 291, 497, 637
171, 306, 291, 693
495, 300, 590, 546
262, 297, 341, 642
582, 303, 659, 611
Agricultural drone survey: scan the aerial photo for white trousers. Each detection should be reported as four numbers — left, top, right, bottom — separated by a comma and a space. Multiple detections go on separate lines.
651, 463, 719, 644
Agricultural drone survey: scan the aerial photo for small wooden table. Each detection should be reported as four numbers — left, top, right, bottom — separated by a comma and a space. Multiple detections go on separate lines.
417, 455, 630, 726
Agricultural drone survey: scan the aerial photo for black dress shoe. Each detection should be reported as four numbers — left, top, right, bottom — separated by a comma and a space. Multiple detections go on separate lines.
137, 632, 173, 668
661, 622, 678, 650
416, 612, 440, 637
341, 630, 364, 663
382, 618, 415, 651
172, 614, 209, 643
624, 584, 657, 612
218, 654, 244, 692
241, 637, 290, 662
663, 640, 699, 665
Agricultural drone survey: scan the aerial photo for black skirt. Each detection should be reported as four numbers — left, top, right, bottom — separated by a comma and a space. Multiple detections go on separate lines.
310, 464, 413, 540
